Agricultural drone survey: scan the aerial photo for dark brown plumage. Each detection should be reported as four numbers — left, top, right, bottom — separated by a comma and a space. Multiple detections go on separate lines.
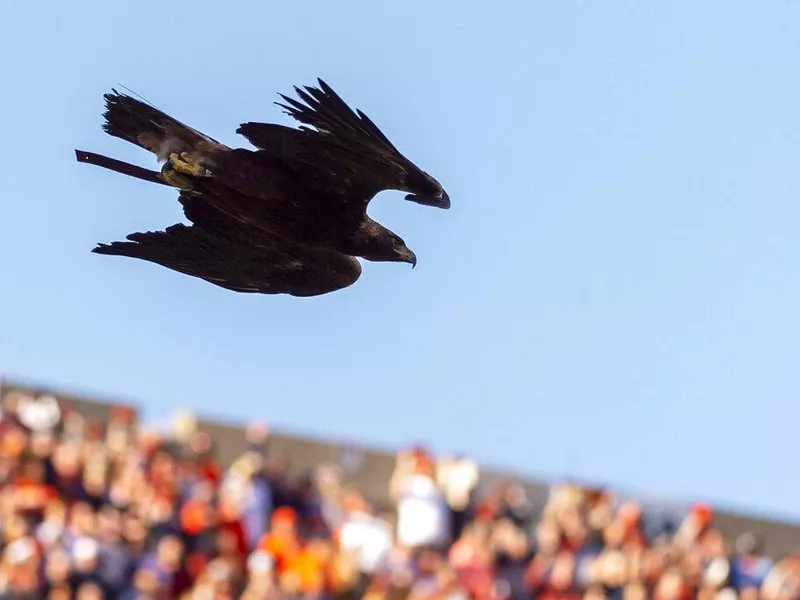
76, 78, 450, 296
90, 174, 362, 297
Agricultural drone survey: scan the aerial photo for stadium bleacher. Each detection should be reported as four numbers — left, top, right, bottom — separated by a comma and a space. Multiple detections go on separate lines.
1, 380, 798, 599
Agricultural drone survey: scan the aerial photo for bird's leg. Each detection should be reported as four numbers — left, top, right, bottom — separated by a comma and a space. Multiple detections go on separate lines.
168, 152, 209, 177
159, 162, 195, 191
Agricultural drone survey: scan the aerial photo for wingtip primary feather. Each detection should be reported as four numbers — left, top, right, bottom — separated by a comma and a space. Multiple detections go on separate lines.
275, 102, 298, 118
92, 241, 125, 255
303, 85, 323, 101
297, 87, 321, 108
274, 78, 410, 158
276, 94, 304, 112
317, 78, 334, 95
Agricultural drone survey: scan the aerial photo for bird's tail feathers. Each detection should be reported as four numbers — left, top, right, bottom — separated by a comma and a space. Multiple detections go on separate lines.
102, 90, 224, 162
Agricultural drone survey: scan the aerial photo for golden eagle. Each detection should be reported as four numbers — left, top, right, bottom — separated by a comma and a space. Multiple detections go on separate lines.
75, 79, 450, 296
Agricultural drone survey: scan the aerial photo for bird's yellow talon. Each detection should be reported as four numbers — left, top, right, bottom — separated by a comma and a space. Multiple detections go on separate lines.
168, 152, 206, 177
160, 167, 195, 190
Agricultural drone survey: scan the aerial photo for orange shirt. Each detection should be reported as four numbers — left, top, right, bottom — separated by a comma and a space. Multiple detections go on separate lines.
180, 499, 212, 535
13, 481, 58, 512
284, 547, 326, 593
257, 532, 301, 571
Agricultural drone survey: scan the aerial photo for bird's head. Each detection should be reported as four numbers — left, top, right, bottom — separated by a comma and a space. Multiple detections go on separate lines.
404, 169, 450, 210
346, 224, 417, 268
389, 234, 418, 268
374, 232, 417, 268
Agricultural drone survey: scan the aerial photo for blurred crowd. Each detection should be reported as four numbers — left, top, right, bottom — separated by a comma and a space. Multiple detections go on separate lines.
0, 389, 799, 600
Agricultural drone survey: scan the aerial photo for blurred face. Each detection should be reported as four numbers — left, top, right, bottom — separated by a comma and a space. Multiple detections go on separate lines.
108, 469, 135, 508
493, 519, 516, 542
241, 585, 272, 600
83, 458, 108, 495
536, 519, 561, 555
150, 452, 177, 488
215, 579, 237, 599
193, 480, 214, 503
218, 494, 242, 522
74, 550, 99, 574
623, 582, 648, 600
603, 520, 627, 548
53, 444, 82, 477
47, 584, 72, 600
0, 459, 14, 483
5, 428, 29, 459
3, 514, 28, 543
30, 432, 55, 457
588, 497, 614, 532
157, 535, 184, 571
205, 558, 235, 587
216, 529, 239, 556
105, 422, 129, 456
417, 550, 442, 575
44, 500, 67, 524
134, 569, 159, 593
97, 506, 122, 542
69, 502, 95, 535
75, 582, 104, 600
436, 564, 458, 590
584, 585, 608, 600
561, 508, 588, 545
149, 497, 175, 525
702, 529, 727, 558
272, 516, 296, 536
551, 553, 575, 589
598, 550, 627, 588
247, 551, 275, 584
37, 519, 64, 549
315, 465, 341, 497
122, 513, 147, 546
45, 549, 71, 584
22, 458, 45, 482
505, 527, 530, 559
655, 570, 685, 600
739, 588, 759, 600
504, 484, 527, 507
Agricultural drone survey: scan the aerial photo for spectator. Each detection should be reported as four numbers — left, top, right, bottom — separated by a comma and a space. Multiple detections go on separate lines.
730, 532, 773, 596
437, 453, 480, 541
0, 387, 798, 599
391, 447, 450, 551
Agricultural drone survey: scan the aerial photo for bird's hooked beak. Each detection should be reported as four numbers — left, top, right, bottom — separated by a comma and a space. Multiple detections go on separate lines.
405, 189, 451, 210
401, 248, 417, 269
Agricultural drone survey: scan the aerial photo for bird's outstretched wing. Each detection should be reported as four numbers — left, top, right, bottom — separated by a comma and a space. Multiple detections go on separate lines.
235, 79, 450, 210
276, 78, 401, 156
92, 193, 362, 297
73, 148, 351, 261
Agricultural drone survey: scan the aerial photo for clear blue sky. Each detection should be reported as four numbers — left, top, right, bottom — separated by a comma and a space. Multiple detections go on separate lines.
2, 1, 799, 522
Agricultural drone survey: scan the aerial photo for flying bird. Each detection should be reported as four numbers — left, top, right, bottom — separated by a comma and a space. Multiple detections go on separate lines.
77, 78, 449, 296
94, 79, 447, 260
86, 163, 363, 297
